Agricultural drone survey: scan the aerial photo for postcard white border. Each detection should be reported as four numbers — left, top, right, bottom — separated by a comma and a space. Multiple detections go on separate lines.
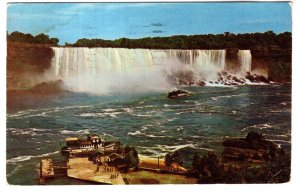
1, 1, 299, 195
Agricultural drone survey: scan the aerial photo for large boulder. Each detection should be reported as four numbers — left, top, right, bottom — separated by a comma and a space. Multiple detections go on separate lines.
255, 75, 270, 83
197, 80, 206, 86
232, 76, 243, 83
245, 72, 255, 82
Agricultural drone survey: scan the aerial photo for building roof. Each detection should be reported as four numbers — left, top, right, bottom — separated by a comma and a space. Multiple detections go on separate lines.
65, 137, 79, 142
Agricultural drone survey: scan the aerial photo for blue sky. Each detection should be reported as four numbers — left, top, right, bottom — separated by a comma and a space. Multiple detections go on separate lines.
7, 2, 292, 44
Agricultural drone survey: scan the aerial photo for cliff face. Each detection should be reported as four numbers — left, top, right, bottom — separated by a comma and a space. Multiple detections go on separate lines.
226, 48, 291, 82
7, 41, 54, 89
252, 49, 291, 82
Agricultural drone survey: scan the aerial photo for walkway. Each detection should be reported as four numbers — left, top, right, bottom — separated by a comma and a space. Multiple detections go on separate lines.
67, 157, 125, 185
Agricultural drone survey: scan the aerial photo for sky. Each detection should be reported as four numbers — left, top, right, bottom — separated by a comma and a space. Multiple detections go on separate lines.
7, 2, 292, 44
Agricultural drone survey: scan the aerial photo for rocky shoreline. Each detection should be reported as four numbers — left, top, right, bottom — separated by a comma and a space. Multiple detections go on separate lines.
169, 70, 271, 87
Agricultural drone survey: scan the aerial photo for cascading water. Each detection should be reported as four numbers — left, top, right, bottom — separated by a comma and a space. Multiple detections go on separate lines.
50, 47, 166, 94
165, 49, 226, 70
48, 47, 254, 94
237, 50, 252, 74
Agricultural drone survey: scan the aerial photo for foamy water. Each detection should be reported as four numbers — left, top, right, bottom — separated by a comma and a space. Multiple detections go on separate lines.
7, 151, 59, 164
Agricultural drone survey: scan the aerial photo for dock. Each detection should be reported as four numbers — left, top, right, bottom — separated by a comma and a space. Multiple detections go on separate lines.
67, 157, 125, 185
39, 135, 132, 184
39, 158, 68, 184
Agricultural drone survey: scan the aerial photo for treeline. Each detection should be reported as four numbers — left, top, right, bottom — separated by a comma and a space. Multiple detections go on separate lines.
8, 31, 291, 51
70, 31, 291, 51
7, 31, 59, 46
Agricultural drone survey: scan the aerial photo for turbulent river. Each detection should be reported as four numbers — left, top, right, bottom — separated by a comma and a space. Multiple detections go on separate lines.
6, 83, 291, 184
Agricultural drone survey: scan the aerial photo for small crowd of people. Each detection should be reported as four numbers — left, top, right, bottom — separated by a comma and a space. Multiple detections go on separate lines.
103, 166, 114, 172
94, 163, 120, 179
110, 172, 119, 179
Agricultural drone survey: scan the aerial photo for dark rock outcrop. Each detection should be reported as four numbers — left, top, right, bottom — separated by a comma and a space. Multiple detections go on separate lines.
255, 75, 270, 83
196, 80, 206, 86
245, 72, 255, 82
222, 131, 283, 162
245, 72, 270, 83
30, 79, 67, 94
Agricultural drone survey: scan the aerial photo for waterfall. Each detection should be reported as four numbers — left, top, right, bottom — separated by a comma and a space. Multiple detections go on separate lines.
237, 50, 252, 73
48, 47, 247, 94
49, 47, 227, 93
164, 49, 226, 71
50, 48, 226, 77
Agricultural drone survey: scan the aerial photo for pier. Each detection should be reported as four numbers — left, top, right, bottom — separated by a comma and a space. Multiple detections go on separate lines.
67, 157, 125, 185
39, 158, 68, 184
40, 157, 125, 185
39, 135, 135, 184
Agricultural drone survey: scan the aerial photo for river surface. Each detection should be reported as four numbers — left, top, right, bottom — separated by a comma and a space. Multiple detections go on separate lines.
6, 84, 291, 185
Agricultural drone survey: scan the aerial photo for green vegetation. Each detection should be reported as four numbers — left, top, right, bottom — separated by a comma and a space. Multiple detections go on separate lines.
69, 31, 291, 52
122, 170, 197, 184
187, 151, 290, 184
164, 151, 184, 167
8, 31, 59, 45
123, 145, 140, 171
8, 30, 291, 51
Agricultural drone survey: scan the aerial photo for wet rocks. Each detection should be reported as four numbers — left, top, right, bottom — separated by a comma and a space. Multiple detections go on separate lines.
245, 72, 255, 82
196, 80, 206, 86
246, 72, 270, 83
255, 75, 270, 83
232, 76, 240, 83
170, 70, 270, 88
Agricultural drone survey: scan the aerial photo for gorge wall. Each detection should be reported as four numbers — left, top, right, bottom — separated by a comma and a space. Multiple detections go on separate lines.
7, 41, 54, 89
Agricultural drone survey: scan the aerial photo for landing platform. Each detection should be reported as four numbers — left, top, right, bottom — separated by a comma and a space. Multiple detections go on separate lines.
67, 157, 125, 185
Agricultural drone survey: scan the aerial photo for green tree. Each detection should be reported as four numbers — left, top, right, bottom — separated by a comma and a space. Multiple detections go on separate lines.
164, 153, 173, 167
123, 145, 139, 172
34, 33, 50, 44
164, 150, 183, 168
192, 153, 200, 168
50, 38, 59, 46
8, 31, 34, 43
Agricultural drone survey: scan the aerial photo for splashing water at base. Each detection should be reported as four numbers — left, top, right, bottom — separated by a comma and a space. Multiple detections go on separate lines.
47, 48, 252, 95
